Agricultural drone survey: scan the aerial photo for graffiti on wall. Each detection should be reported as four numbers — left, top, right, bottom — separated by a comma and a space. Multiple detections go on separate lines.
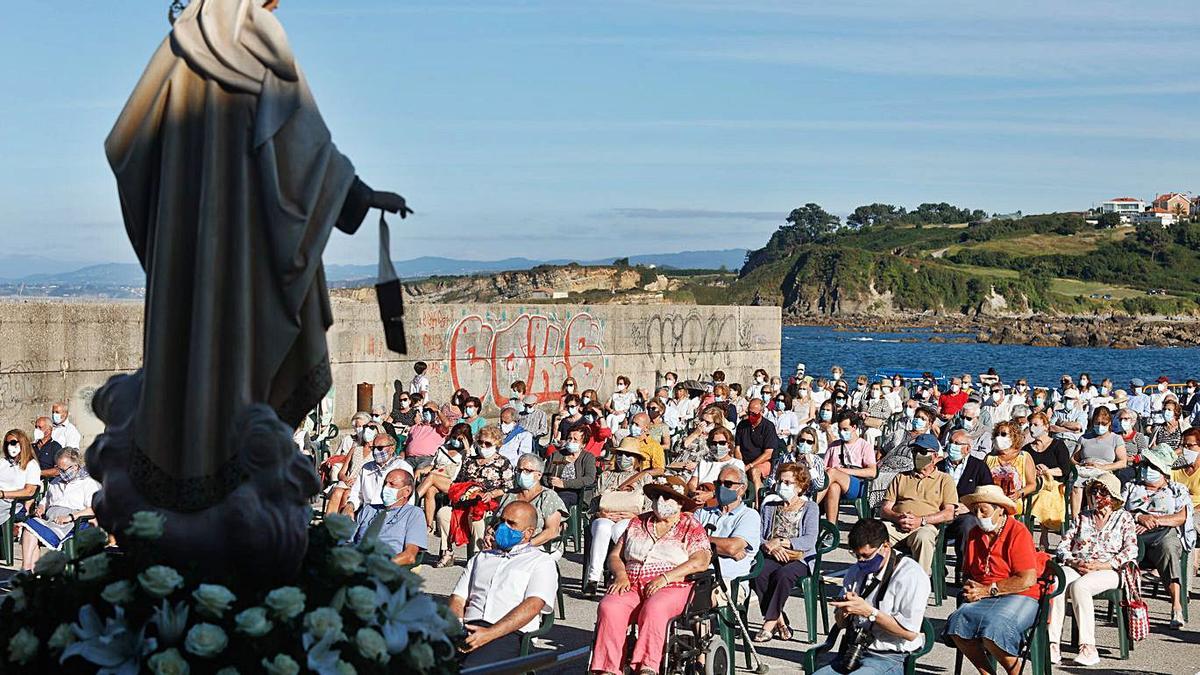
448, 312, 605, 406
630, 311, 741, 366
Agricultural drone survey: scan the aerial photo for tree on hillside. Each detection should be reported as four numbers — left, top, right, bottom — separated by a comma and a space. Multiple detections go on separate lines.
1135, 221, 1172, 263
848, 203, 906, 228
612, 257, 630, 267
901, 202, 986, 225
770, 203, 841, 247
1097, 212, 1121, 229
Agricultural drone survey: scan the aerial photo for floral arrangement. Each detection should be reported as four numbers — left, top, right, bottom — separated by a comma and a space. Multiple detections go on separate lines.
0, 512, 462, 674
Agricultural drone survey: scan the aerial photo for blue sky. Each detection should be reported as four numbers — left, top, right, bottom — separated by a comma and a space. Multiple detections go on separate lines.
2, 0, 1198, 268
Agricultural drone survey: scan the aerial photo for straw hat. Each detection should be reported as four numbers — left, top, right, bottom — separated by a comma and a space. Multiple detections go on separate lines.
644, 481, 701, 512
1110, 389, 1129, 406
960, 485, 1018, 515
614, 436, 649, 461
1085, 471, 1124, 506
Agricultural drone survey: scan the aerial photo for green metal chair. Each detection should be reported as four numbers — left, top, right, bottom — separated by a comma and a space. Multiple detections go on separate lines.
1, 489, 38, 566
928, 523, 949, 606
563, 500, 585, 554
784, 519, 841, 643
518, 611, 555, 656
1069, 584, 1131, 660
725, 548, 765, 669
799, 617, 936, 675
952, 559, 1066, 675
1017, 475, 1043, 528
1060, 466, 1078, 536
852, 478, 874, 519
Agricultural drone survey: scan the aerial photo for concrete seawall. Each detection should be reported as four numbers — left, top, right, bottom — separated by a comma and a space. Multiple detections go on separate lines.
0, 299, 780, 445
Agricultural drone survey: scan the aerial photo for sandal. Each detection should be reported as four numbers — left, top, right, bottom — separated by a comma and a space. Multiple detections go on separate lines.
752, 629, 773, 643
777, 623, 793, 641
434, 551, 455, 568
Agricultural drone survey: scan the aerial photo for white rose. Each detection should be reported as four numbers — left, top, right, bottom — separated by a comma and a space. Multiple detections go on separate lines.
234, 607, 273, 637
101, 580, 135, 605
264, 587, 306, 621
261, 654, 300, 675
327, 547, 364, 576
192, 584, 236, 618
365, 554, 400, 582
323, 514, 356, 540
73, 526, 109, 556
343, 586, 376, 622
77, 553, 111, 582
7, 628, 38, 665
34, 550, 68, 577
148, 647, 191, 675
336, 660, 357, 675
138, 565, 184, 598
303, 607, 344, 642
355, 627, 389, 664
47, 623, 76, 652
184, 623, 227, 659
125, 511, 166, 539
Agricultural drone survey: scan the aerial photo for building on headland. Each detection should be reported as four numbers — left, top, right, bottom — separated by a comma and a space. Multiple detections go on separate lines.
1152, 192, 1191, 217
1132, 209, 1178, 227
1099, 197, 1147, 222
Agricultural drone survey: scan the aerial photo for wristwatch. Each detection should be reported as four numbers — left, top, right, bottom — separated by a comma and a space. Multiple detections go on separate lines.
867, 608, 879, 622
988, 583, 998, 598
920, 516, 927, 527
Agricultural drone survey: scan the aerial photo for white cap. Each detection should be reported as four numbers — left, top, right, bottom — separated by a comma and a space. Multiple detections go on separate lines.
795, 362, 806, 373
1063, 388, 1080, 400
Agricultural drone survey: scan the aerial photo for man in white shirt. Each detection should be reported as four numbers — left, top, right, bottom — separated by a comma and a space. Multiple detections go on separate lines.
451, 501, 558, 666
50, 402, 82, 450
344, 433, 414, 514
498, 406, 534, 466
814, 518, 930, 674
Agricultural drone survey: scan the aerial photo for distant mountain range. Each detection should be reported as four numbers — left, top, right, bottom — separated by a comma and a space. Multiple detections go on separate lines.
0, 249, 747, 287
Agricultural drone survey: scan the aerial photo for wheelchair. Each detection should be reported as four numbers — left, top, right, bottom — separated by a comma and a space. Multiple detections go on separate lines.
645, 568, 733, 675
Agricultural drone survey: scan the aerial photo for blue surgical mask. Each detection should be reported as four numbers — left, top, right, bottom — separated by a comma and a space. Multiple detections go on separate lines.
855, 551, 885, 575
493, 523, 525, 551
1144, 467, 1163, 484
381, 486, 400, 505
911, 418, 927, 431
820, 410, 833, 422
464, 407, 477, 417
716, 485, 740, 506
564, 441, 581, 454
838, 429, 853, 442
422, 410, 434, 422
797, 441, 813, 453
947, 444, 964, 462
516, 472, 537, 490
616, 455, 635, 470
1094, 424, 1109, 436
52, 413, 63, 425
1163, 410, 1176, 422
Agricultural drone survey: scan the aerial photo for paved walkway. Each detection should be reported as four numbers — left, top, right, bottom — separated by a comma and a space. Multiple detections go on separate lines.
416, 512, 1200, 675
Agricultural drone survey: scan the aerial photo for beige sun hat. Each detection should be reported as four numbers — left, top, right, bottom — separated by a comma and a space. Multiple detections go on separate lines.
960, 485, 1018, 515
1085, 471, 1124, 506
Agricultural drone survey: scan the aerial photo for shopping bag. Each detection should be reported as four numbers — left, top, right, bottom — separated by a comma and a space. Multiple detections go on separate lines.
1119, 563, 1149, 641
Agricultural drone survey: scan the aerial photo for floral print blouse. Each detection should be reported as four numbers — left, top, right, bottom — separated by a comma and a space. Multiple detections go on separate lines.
458, 455, 515, 494
1057, 508, 1138, 568
620, 512, 710, 589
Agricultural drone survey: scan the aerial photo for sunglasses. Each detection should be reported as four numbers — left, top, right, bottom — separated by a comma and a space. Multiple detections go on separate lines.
715, 480, 743, 489
479, 443, 495, 449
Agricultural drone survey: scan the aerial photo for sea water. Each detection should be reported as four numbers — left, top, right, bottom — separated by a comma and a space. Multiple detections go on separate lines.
781, 326, 1199, 389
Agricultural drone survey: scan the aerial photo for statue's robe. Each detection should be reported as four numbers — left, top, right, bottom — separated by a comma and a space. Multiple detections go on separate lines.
105, 0, 371, 511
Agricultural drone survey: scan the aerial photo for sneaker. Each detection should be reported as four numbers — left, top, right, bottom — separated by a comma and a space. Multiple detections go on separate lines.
1049, 643, 1061, 665
1169, 610, 1185, 630
1073, 646, 1100, 667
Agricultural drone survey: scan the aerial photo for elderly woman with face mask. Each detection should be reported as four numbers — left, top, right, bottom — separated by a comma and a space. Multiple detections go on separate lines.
944, 485, 1043, 675
1048, 472, 1137, 666
434, 425, 515, 568
986, 421, 1038, 511
0, 430, 41, 528
1124, 444, 1195, 629
589, 483, 711, 675
583, 439, 652, 596
545, 427, 598, 511
496, 453, 568, 559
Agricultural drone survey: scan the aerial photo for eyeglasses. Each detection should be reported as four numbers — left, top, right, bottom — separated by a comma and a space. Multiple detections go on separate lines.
479, 443, 495, 449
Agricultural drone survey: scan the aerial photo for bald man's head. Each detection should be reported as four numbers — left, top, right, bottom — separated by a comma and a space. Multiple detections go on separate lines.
631, 412, 650, 428
500, 501, 538, 533
950, 430, 971, 446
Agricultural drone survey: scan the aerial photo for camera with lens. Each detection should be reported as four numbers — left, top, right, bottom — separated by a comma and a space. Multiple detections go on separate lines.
833, 615, 875, 673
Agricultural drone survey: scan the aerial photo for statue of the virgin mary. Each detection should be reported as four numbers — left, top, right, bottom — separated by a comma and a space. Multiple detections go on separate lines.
88, 0, 410, 574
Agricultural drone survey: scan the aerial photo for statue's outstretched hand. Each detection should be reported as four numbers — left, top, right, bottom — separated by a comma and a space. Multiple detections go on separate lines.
373, 191, 413, 218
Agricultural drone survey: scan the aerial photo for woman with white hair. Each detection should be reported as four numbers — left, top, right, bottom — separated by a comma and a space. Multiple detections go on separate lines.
326, 411, 374, 515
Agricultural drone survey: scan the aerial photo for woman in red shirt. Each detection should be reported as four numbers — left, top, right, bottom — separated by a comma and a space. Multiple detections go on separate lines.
944, 485, 1044, 675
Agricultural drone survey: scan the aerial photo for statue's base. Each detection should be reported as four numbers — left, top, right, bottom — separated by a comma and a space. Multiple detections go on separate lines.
85, 372, 320, 578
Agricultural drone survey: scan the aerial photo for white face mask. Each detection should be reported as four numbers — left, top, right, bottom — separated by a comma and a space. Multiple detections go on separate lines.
1029, 424, 1046, 439
993, 435, 1013, 451
665, 380, 676, 388
568, 406, 578, 416
838, 429, 853, 442
653, 496, 681, 519
361, 427, 378, 443
616, 384, 626, 392
399, 401, 410, 410
32, 429, 44, 443
1183, 449, 1199, 465
476, 444, 496, 459
5, 442, 19, 459
777, 483, 798, 501
501, 422, 515, 433
52, 412, 63, 425
976, 514, 1002, 533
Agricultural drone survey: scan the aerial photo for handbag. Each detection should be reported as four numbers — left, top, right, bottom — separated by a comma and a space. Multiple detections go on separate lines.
374, 211, 408, 354
599, 489, 644, 514
1118, 562, 1150, 641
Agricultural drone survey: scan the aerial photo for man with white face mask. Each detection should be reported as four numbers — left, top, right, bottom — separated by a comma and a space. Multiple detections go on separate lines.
1049, 389, 1086, 449
1125, 444, 1194, 628
345, 432, 414, 515
49, 403, 81, 451
497, 407, 533, 466
349, 468, 425, 566
31, 416, 63, 478
937, 430, 994, 559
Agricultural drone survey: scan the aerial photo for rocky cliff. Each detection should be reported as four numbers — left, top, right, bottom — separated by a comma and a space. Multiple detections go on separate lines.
333, 265, 658, 305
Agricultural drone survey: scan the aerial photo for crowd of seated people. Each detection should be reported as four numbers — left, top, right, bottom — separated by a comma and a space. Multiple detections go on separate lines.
5, 362, 1198, 675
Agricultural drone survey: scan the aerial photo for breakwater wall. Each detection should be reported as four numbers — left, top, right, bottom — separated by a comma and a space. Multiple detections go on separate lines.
0, 299, 781, 445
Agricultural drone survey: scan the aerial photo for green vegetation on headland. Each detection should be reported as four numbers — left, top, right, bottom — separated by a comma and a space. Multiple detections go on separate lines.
730, 204, 1200, 318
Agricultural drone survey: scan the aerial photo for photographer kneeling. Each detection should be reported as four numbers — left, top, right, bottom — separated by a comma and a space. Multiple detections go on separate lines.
815, 518, 930, 675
